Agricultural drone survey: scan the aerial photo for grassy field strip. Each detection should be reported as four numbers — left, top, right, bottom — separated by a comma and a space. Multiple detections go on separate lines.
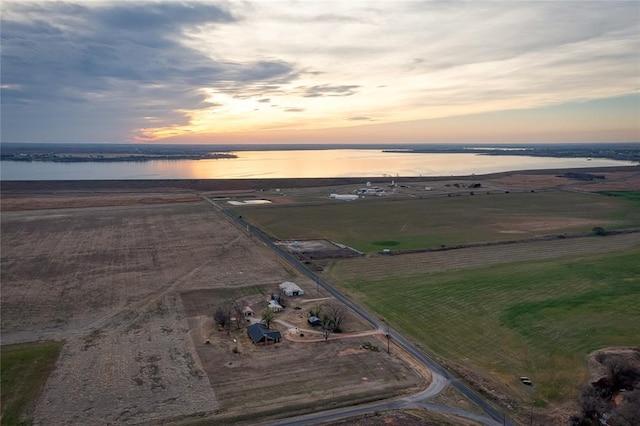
236, 191, 640, 253
325, 232, 640, 281
1, 341, 64, 426
329, 247, 640, 405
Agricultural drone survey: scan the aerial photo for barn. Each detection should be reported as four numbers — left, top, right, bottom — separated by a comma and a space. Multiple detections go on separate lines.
279, 281, 304, 297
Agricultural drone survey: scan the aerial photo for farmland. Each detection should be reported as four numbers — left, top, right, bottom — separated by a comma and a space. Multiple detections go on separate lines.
325, 246, 640, 406
2, 169, 639, 425
235, 190, 640, 253
0, 194, 422, 425
233, 186, 640, 421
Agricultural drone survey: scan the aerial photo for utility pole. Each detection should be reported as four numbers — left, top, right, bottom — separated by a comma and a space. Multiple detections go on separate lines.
382, 318, 390, 354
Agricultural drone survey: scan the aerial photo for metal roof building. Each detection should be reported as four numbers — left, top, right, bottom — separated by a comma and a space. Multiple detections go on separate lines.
279, 281, 304, 297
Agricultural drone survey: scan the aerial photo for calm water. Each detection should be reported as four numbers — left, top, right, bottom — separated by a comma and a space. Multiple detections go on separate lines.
0, 150, 635, 181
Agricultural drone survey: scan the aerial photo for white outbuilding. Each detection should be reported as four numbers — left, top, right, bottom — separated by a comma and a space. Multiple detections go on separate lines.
329, 194, 358, 201
279, 281, 305, 296
268, 300, 283, 312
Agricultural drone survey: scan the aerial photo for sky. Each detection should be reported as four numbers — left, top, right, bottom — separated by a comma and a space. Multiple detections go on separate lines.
1, 1, 639, 145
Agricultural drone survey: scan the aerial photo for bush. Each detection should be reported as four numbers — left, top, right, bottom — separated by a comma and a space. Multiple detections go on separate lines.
592, 227, 607, 236
361, 342, 379, 352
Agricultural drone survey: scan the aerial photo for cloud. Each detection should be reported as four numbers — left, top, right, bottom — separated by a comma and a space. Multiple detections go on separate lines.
302, 85, 360, 98
1, 1, 297, 142
97, 2, 234, 31
2, 1, 638, 143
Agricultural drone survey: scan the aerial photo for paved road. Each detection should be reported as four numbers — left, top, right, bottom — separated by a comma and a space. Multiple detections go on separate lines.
205, 197, 516, 426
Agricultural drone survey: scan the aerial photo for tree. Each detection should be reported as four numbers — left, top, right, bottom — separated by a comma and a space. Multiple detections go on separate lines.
592, 226, 607, 236
604, 355, 640, 390
309, 302, 323, 318
321, 317, 332, 343
233, 299, 248, 329
579, 384, 609, 423
261, 308, 275, 328
576, 354, 640, 425
323, 302, 347, 333
214, 306, 231, 335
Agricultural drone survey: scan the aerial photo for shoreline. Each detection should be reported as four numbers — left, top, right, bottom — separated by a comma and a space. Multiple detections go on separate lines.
1, 165, 638, 193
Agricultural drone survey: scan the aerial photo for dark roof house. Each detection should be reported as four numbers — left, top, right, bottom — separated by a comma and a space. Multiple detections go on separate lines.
247, 323, 282, 345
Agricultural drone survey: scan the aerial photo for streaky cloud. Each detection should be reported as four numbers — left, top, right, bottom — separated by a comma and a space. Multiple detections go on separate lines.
0, 1, 298, 142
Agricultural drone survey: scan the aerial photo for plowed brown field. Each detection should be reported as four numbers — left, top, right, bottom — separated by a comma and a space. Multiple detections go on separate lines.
1, 195, 422, 425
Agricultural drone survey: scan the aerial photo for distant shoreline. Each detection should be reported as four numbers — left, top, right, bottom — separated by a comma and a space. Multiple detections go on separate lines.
2, 165, 637, 193
383, 146, 640, 163
0, 153, 237, 163
2, 142, 639, 163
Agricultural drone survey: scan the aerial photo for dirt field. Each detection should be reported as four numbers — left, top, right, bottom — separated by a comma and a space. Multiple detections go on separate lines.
177, 282, 423, 423
0, 192, 203, 211
1, 195, 424, 425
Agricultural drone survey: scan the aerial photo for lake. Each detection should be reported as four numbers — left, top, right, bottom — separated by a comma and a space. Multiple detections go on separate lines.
0, 149, 635, 181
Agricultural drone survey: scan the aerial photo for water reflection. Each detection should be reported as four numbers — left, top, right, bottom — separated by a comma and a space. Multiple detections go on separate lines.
185, 150, 633, 179
1, 149, 635, 181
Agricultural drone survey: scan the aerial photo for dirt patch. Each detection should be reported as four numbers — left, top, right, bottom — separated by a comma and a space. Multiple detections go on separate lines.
179, 288, 424, 422
268, 196, 297, 204
484, 168, 640, 193
496, 216, 615, 233
338, 347, 369, 356
326, 409, 478, 426
442, 360, 517, 409
0, 192, 202, 211
32, 294, 219, 425
277, 239, 363, 261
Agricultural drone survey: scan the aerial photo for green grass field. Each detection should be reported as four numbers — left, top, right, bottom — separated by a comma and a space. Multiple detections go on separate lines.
236, 189, 640, 409
598, 190, 640, 201
235, 191, 640, 253
1, 341, 63, 426
325, 247, 640, 405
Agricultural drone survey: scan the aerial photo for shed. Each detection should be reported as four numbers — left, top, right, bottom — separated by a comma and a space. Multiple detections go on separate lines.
279, 281, 304, 297
247, 323, 281, 345
308, 316, 322, 327
242, 306, 254, 317
268, 300, 283, 312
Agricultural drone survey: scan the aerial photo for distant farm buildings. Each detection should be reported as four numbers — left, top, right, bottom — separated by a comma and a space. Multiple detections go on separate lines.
329, 194, 359, 201
247, 323, 281, 345
279, 281, 304, 297
356, 187, 386, 196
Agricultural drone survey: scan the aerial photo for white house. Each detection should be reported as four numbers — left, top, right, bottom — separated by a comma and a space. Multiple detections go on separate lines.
279, 281, 305, 297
